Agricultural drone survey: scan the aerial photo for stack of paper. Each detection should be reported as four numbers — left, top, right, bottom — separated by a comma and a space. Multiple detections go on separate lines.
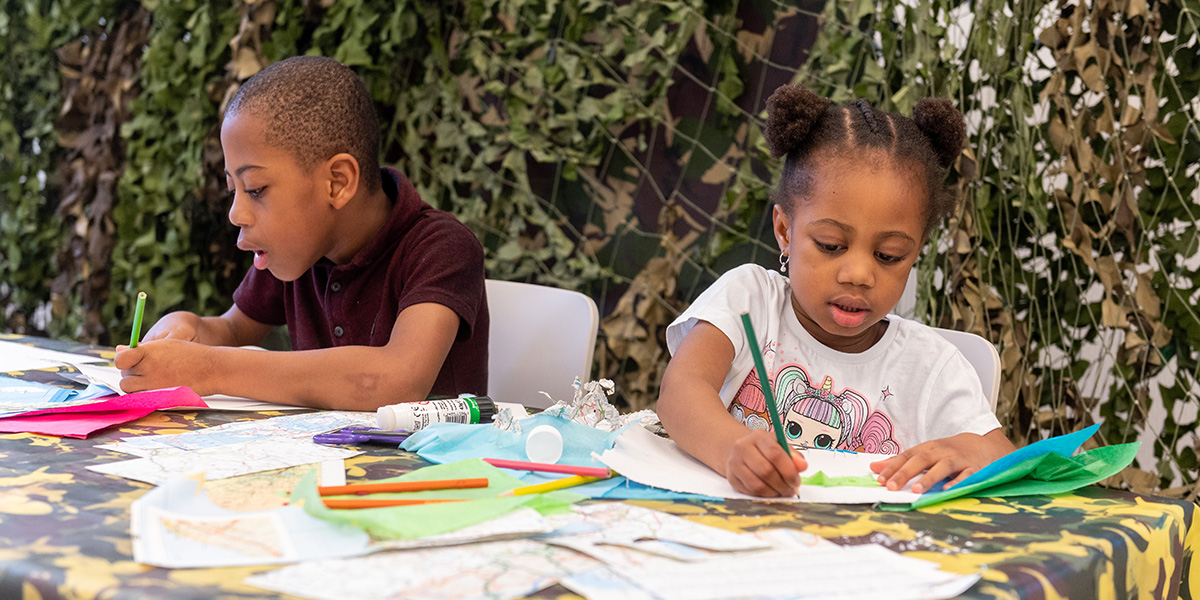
90, 411, 373, 484
131, 476, 372, 568
243, 501, 980, 600
0, 375, 76, 408
0, 386, 209, 437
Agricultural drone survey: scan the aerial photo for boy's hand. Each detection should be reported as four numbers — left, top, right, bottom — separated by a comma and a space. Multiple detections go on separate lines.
115, 340, 216, 396
726, 430, 808, 497
870, 430, 1011, 494
141, 311, 204, 343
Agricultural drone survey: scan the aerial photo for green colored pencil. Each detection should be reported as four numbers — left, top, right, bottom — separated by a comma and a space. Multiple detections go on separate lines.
129, 292, 147, 348
740, 312, 789, 454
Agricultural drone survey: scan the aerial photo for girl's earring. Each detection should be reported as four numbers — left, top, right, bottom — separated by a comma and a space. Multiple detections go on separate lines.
779, 252, 789, 274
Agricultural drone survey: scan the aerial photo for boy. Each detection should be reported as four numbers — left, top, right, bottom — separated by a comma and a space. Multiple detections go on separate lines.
115, 56, 488, 410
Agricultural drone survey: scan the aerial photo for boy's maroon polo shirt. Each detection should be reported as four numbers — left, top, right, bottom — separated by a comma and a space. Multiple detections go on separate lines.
232, 167, 488, 396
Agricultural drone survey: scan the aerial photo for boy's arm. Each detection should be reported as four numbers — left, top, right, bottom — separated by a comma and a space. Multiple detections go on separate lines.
141, 306, 273, 347
658, 321, 804, 497
117, 302, 460, 410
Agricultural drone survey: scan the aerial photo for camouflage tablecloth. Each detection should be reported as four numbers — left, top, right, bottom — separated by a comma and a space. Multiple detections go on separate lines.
0, 335, 1195, 599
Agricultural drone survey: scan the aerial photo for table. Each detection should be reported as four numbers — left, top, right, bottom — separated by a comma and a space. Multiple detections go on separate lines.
0, 334, 1196, 599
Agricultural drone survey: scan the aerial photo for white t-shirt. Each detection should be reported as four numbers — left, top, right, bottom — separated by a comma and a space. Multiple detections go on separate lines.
666, 264, 1000, 453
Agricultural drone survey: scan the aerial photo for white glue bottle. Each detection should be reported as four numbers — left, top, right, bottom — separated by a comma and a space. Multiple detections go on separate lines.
376, 395, 496, 432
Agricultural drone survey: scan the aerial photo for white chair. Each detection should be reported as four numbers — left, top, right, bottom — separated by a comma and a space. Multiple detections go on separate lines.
932, 327, 1001, 412
485, 280, 600, 409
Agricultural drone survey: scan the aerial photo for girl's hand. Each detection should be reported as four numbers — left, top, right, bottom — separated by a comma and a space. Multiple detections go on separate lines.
726, 430, 808, 497
869, 429, 1014, 494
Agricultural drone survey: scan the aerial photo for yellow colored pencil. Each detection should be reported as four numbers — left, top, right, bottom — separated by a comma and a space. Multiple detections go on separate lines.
498, 475, 604, 497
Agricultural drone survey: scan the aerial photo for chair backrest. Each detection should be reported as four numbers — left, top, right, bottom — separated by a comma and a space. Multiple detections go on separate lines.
931, 327, 1001, 412
485, 280, 600, 409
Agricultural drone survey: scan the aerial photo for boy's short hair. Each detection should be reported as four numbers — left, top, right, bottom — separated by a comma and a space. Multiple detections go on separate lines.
226, 56, 382, 192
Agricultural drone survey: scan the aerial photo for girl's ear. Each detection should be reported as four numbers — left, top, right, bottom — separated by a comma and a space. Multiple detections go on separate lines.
772, 204, 792, 251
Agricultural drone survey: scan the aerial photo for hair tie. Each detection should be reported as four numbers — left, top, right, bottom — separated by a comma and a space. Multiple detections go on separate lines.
854, 99, 879, 135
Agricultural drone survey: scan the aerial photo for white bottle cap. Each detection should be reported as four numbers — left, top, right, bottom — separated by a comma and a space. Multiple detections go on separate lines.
525, 424, 563, 464
376, 405, 400, 431
376, 404, 420, 432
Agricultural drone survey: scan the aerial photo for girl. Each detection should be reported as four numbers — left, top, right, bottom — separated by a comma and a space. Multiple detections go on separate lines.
658, 85, 1014, 498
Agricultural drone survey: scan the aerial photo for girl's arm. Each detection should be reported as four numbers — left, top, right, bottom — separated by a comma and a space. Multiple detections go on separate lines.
870, 427, 1015, 494
658, 321, 805, 497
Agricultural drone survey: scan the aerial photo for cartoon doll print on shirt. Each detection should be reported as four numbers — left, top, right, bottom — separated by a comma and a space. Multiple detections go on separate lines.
729, 364, 900, 454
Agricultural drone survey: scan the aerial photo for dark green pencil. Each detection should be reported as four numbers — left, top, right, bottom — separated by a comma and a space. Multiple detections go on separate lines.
740, 312, 789, 454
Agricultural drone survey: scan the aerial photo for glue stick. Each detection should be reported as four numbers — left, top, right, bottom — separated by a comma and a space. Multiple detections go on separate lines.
376, 395, 495, 431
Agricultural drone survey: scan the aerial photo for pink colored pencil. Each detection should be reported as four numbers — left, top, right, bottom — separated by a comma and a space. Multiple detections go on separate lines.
483, 458, 612, 479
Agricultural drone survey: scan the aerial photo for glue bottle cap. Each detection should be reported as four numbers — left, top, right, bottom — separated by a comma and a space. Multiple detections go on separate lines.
525, 425, 563, 464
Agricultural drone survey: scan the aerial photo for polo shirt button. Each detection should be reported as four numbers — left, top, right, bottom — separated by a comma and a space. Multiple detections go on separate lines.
333, 326, 344, 337
331, 282, 342, 292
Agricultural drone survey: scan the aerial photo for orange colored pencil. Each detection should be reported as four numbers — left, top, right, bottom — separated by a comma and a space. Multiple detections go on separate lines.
323, 498, 468, 509
318, 478, 489, 496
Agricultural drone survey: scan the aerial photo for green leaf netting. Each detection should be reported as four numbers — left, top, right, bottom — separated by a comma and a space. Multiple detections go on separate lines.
1, 0, 1196, 497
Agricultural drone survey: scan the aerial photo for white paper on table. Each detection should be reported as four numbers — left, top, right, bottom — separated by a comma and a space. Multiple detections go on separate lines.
0, 340, 111, 372
558, 568, 658, 600
95, 439, 179, 458
794, 448, 924, 503
373, 507, 552, 551
121, 411, 374, 451
542, 503, 769, 566
72, 363, 124, 392
196, 394, 308, 411
494, 401, 531, 418
610, 541, 980, 600
246, 504, 766, 600
596, 425, 923, 503
131, 476, 370, 568
319, 459, 346, 487
74, 363, 304, 410
87, 438, 361, 485
556, 515, 976, 600
246, 538, 600, 600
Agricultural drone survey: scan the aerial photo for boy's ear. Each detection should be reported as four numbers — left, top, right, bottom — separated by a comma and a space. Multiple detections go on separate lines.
772, 205, 791, 251
325, 153, 361, 210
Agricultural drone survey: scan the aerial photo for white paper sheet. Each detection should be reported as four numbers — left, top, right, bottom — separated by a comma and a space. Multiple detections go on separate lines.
319, 459, 346, 487
195, 394, 309, 411
127, 411, 374, 450
373, 507, 552, 551
74, 363, 305, 410
131, 476, 370, 568
596, 425, 923, 503
542, 502, 769, 566
0, 340, 111, 372
611, 541, 980, 600
246, 538, 597, 600
87, 438, 361, 485
246, 500, 979, 600
794, 448, 924, 503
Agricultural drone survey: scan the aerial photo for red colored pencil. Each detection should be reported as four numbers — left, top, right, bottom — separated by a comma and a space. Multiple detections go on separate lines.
323, 498, 468, 509
318, 478, 489, 496
482, 458, 612, 479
